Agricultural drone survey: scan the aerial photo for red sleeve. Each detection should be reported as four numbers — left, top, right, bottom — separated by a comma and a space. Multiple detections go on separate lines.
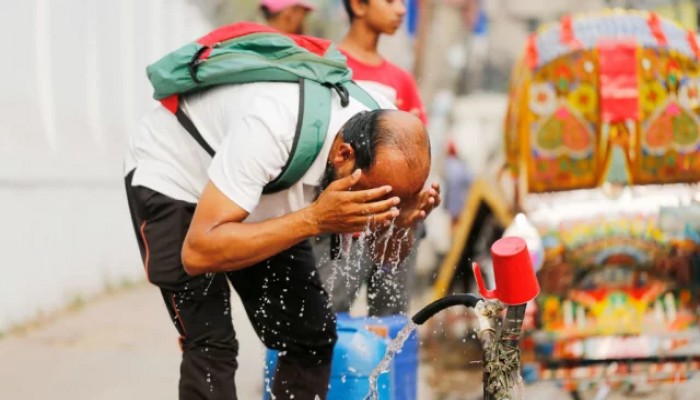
397, 70, 428, 125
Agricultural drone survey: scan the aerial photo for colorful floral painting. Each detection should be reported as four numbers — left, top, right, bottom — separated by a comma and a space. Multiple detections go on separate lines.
529, 82, 557, 116
678, 79, 700, 109
567, 83, 597, 119
535, 106, 594, 155
508, 10, 700, 192
640, 79, 668, 119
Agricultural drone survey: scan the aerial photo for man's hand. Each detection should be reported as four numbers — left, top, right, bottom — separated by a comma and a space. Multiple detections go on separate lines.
396, 182, 441, 229
365, 182, 440, 266
306, 169, 401, 234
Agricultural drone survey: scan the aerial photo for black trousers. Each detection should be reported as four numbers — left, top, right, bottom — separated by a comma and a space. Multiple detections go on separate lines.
125, 171, 337, 400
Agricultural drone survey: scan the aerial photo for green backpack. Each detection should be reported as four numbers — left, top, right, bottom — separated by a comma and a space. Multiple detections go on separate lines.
146, 22, 379, 194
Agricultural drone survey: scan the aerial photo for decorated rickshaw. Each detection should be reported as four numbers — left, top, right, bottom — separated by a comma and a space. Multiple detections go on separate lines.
433, 9, 700, 397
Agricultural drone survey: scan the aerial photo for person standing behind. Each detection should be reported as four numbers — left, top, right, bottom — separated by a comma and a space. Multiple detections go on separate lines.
314, 0, 429, 317
339, 0, 427, 123
260, 0, 316, 34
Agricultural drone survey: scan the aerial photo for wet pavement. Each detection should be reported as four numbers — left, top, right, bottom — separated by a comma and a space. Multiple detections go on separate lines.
1, 283, 699, 399
0, 283, 432, 399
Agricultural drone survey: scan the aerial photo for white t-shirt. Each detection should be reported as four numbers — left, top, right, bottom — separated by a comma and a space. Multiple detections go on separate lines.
125, 82, 393, 222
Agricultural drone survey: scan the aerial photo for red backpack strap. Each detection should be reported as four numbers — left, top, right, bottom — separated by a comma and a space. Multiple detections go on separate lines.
160, 95, 179, 114
287, 35, 332, 57
196, 22, 278, 46
194, 22, 333, 62
158, 22, 335, 115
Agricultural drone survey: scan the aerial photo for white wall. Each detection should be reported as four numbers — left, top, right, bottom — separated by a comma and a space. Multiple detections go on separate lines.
485, 0, 608, 72
0, 0, 214, 331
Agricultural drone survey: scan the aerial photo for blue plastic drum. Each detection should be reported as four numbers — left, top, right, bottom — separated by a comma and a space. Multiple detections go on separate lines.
263, 319, 392, 400
337, 313, 419, 400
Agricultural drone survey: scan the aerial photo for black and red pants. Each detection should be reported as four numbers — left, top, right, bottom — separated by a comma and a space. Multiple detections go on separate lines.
125, 170, 337, 400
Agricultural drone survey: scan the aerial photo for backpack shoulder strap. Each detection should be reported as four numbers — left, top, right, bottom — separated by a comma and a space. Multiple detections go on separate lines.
262, 79, 331, 194
346, 81, 381, 110
175, 104, 215, 157
264, 80, 380, 193
172, 80, 332, 195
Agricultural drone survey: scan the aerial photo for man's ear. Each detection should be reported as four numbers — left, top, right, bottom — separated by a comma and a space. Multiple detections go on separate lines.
329, 142, 356, 179
332, 142, 355, 165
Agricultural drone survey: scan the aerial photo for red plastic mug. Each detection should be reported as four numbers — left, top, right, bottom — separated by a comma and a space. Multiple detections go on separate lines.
472, 236, 540, 305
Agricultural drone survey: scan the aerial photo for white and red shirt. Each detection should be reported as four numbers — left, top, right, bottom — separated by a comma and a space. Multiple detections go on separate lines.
124, 82, 394, 222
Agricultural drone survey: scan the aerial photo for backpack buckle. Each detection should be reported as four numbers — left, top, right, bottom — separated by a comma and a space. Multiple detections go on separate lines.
188, 46, 210, 84
326, 83, 350, 107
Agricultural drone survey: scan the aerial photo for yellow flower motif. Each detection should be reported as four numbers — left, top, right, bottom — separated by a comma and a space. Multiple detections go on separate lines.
640, 80, 668, 117
567, 83, 597, 117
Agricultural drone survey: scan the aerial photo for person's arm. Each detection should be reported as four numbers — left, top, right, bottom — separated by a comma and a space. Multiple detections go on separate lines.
400, 70, 428, 125
182, 170, 401, 274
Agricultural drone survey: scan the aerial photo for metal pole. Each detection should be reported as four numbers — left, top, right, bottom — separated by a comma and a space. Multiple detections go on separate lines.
500, 304, 526, 348
481, 328, 498, 400
482, 304, 527, 400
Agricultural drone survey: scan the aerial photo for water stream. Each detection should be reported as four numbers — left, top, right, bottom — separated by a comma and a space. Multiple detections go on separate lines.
364, 321, 418, 400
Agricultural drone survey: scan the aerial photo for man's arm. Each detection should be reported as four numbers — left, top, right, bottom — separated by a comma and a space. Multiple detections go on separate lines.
182, 170, 401, 274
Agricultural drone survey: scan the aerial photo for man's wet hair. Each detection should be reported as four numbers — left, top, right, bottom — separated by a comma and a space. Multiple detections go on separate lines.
341, 110, 389, 170
341, 0, 368, 21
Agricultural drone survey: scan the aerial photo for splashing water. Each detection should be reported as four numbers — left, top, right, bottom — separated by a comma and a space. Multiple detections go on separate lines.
364, 321, 418, 400
324, 219, 412, 311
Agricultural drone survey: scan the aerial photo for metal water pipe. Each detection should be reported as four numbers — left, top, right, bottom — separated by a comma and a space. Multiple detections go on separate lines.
410, 294, 525, 400
411, 237, 540, 400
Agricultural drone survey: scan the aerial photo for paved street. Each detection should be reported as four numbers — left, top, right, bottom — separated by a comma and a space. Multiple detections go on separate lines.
0, 284, 265, 400
0, 283, 431, 399
2, 283, 700, 400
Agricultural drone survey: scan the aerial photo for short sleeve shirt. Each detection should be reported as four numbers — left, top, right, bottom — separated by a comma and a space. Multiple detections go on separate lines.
342, 51, 427, 125
125, 81, 395, 223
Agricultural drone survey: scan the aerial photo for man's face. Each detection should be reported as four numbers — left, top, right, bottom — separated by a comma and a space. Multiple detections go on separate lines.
356, 0, 407, 35
354, 149, 428, 212
319, 110, 430, 217
318, 143, 430, 215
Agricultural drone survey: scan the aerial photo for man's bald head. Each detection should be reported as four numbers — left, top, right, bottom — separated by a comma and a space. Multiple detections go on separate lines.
340, 109, 430, 170
326, 109, 431, 202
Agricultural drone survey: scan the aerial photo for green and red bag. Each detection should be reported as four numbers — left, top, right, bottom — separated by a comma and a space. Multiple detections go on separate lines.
147, 22, 379, 193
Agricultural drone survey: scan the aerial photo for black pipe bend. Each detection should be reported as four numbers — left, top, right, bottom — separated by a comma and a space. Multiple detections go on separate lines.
411, 293, 482, 325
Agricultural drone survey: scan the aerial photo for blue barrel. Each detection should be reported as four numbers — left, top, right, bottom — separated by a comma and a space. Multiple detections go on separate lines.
337, 313, 419, 400
262, 319, 392, 400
